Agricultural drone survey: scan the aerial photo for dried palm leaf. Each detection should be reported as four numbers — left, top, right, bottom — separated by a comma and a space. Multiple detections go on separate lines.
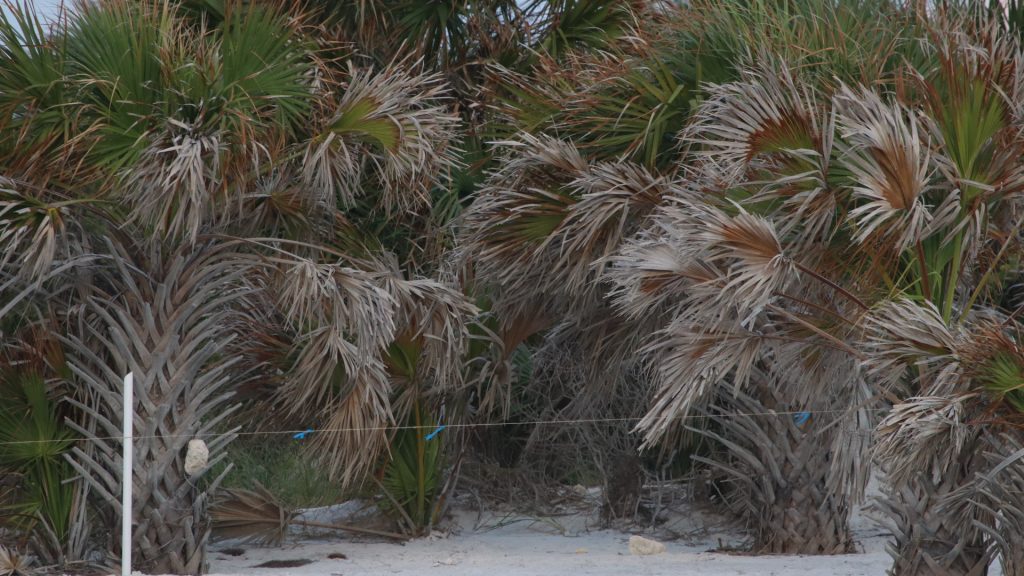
874, 394, 980, 488
835, 86, 947, 252
683, 62, 821, 188
0, 545, 34, 576
211, 483, 294, 546
861, 299, 963, 392
303, 61, 459, 213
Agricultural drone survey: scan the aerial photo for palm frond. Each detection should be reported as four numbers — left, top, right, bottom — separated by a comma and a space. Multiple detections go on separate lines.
861, 299, 962, 392
211, 483, 294, 546
382, 273, 478, 393
550, 161, 671, 298
125, 124, 227, 243
683, 62, 820, 188
0, 186, 79, 282
874, 394, 979, 488
458, 134, 588, 311
608, 235, 716, 321
309, 370, 393, 488
274, 257, 396, 355
636, 313, 764, 446
303, 62, 459, 213
835, 86, 943, 252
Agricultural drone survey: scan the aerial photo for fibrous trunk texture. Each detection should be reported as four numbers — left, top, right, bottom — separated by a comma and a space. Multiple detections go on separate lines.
63, 244, 243, 574
962, 432, 1024, 576
692, 390, 853, 555
874, 473, 990, 576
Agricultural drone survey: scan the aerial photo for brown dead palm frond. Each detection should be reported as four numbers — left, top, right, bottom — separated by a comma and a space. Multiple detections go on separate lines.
875, 394, 980, 489
259, 251, 476, 487
273, 256, 396, 355
211, 479, 410, 544
824, 379, 877, 504
459, 134, 589, 310
264, 252, 395, 426
834, 86, 947, 252
552, 162, 671, 293
310, 371, 394, 489
611, 192, 798, 328
467, 305, 553, 418
0, 545, 33, 576
303, 61, 460, 214
607, 237, 717, 321
700, 206, 796, 317
683, 62, 821, 188
653, 198, 797, 322
212, 483, 295, 546
636, 313, 765, 446
382, 273, 478, 393
275, 326, 391, 417
263, 255, 398, 453
861, 299, 963, 393
746, 108, 839, 249
124, 122, 229, 244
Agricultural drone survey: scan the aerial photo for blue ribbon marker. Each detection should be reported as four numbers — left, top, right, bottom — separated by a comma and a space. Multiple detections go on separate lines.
793, 412, 811, 426
424, 425, 446, 441
293, 428, 313, 440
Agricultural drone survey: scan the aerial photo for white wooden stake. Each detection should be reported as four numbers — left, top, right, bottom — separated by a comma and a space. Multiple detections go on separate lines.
122, 372, 133, 576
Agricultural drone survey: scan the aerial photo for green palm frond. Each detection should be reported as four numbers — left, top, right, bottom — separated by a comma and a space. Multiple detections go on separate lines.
215, 3, 314, 132
531, 0, 641, 59
380, 405, 442, 533
674, 0, 915, 90
962, 323, 1024, 412
0, 2, 66, 166
494, 33, 692, 169
0, 369, 75, 543
980, 352, 1024, 412
64, 0, 171, 172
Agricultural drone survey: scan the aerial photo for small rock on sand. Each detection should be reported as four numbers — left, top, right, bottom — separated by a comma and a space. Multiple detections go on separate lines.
628, 535, 666, 556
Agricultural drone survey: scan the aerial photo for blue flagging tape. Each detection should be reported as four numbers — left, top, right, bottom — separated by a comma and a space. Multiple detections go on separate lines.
793, 412, 811, 426
292, 428, 313, 440
425, 425, 446, 441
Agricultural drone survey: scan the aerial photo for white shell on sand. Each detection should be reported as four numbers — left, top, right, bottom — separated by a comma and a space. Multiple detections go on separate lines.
628, 535, 666, 556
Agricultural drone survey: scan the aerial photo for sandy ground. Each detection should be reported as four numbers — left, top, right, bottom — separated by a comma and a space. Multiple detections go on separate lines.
194, 501, 950, 576
205, 523, 893, 576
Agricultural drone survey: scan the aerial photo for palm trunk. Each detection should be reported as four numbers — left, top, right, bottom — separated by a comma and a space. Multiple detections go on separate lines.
63, 244, 243, 575
873, 474, 990, 576
692, 390, 853, 555
963, 432, 1024, 576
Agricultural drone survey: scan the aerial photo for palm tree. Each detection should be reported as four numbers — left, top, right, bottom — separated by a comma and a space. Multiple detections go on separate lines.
460, 0, 912, 551
608, 5, 1024, 570
0, 0, 470, 570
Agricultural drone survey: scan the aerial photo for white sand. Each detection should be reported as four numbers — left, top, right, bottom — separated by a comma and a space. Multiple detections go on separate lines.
200, 507, 906, 576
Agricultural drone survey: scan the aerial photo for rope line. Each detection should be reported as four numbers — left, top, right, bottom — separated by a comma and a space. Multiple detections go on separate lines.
0, 408, 887, 447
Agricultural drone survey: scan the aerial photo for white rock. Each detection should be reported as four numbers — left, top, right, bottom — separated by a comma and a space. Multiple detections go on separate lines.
184, 439, 209, 477
628, 535, 666, 556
